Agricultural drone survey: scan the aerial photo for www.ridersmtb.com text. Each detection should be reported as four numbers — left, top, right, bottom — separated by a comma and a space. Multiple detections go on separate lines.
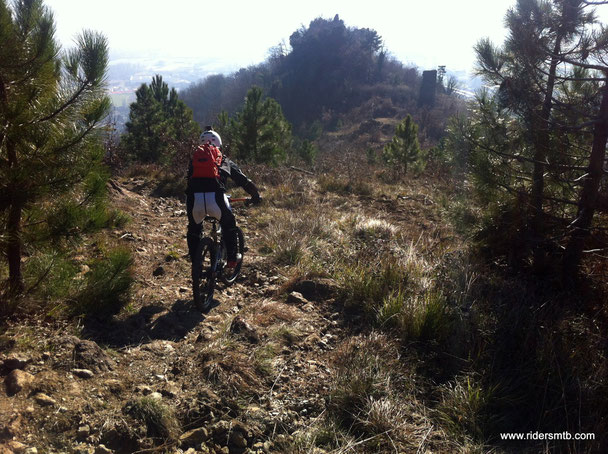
500, 432, 595, 441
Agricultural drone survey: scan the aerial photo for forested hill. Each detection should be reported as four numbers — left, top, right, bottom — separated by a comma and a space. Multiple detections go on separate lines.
179, 15, 460, 142
3, 1, 608, 452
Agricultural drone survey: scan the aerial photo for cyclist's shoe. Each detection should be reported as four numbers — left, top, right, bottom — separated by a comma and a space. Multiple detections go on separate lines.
226, 253, 242, 270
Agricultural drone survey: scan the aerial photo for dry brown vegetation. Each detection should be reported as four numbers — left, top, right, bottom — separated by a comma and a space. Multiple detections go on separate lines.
1, 149, 607, 454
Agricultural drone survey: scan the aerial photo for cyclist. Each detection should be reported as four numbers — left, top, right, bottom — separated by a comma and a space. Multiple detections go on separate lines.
186, 126, 261, 271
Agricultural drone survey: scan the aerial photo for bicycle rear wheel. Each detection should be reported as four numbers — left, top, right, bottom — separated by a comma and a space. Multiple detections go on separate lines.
221, 227, 245, 285
192, 238, 216, 310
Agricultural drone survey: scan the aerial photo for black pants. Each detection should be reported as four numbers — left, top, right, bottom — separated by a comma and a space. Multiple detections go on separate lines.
186, 191, 238, 262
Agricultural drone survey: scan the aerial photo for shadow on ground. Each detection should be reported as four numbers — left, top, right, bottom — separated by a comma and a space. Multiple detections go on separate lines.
81, 297, 221, 348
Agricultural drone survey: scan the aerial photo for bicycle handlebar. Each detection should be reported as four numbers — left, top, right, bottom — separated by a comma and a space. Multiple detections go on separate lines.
228, 196, 262, 206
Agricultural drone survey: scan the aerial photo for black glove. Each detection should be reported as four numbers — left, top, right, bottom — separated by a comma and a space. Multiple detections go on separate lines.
250, 193, 262, 205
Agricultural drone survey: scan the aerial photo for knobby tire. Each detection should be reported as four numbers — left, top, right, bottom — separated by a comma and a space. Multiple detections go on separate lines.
192, 237, 216, 310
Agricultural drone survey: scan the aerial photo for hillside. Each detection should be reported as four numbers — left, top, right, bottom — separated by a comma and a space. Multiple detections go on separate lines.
3, 153, 608, 454
178, 15, 463, 143
0, 164, 461, 453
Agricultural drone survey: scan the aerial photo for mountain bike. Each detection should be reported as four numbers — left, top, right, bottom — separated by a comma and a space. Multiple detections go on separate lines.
191, 198, 248, 310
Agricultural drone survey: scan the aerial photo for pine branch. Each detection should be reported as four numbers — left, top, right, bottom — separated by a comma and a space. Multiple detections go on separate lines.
49, 122, 97, 156
470, 135, 591, 171
34, 81, 91, 124
553, 55, 608, 72
496, 179, 579, 206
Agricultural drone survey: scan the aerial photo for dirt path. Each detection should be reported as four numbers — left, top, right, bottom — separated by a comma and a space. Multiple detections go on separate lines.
0, 179, 353, 454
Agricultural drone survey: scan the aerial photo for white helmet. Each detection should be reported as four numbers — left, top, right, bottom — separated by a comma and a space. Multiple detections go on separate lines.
200, 130, 222, 148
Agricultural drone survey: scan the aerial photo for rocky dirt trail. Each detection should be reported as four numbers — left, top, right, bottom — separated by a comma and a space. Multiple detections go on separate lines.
0, 178, 351, 454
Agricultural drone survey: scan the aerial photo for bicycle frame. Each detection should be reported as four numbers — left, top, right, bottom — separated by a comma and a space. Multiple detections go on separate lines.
192, 197, 248, 309
203, 216, 226, 273
203, 217, 219, 243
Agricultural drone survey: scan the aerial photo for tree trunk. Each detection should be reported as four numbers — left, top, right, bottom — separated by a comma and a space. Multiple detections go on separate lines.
7, 198, 24, 295
562, 80, 608, 278
0, 76, 6, 147
531, 37, 562, 273
5, 135, 24, 295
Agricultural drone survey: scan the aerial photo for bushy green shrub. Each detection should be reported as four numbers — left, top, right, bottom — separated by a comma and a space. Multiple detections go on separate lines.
21, 252, 79, 309
382, 115, 424, 175
70, 248, 134, 316
296, 139, 318, 165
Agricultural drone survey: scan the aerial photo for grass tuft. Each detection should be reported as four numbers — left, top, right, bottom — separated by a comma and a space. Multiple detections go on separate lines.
328, 333, 401, 428
198, 334, 261, 395
124, 396, 179, 441
436, 374, 500, 443
339, 261, 409, 318
317, 174, 374, 197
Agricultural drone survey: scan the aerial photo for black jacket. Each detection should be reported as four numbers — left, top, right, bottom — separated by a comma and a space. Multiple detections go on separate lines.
186, 155, 259, 197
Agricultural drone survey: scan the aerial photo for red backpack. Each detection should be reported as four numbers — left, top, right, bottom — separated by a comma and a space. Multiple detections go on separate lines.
191, 143, 222, 179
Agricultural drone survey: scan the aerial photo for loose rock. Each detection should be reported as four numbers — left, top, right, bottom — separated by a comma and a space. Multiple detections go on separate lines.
160, 381, 180, 398
229, 316, 260, 343
148, 392, 163, 400
290, 278, 338, 301
136, 385, 152, 395
179, 427, 209, 448
5, 369, 34, 396
286, 291, 308, 306
229, 430, 248, 449
2, 354, 31, 371
33, 393, 57, 407
104, 379, 124, 394
74, 340, 115, 373
77, 425, 91, 440
6, 441, 28, 453
72, 369, 95, 379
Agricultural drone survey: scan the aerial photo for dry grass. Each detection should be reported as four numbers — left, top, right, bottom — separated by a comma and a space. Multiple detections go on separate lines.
243, 163, 469, 451
317, 174, 374, 197
197, 334, 261, 395
124, 396, 180, 441
243, 155, 608, 452
249, 300, 300, 328
436, 374, 499, 443
323, 332, 441, 452
119, 163, 187, 197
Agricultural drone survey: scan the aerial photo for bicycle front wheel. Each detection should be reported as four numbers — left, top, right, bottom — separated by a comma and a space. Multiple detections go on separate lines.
192, 237, 216, 310
221, 227, 245, 285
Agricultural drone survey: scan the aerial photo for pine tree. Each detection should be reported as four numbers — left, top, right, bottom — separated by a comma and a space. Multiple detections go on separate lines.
122, 83, 165, 162
561, 45, 608, 276
450, 0, 608, 276
232, 87, 292, 165
1, 0, 111, 296
382, 115, 422, 175
121, 75, 200, 164
466, 0, 600, 271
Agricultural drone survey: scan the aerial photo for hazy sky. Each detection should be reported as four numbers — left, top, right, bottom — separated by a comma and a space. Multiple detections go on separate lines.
45, 0, 526, 74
